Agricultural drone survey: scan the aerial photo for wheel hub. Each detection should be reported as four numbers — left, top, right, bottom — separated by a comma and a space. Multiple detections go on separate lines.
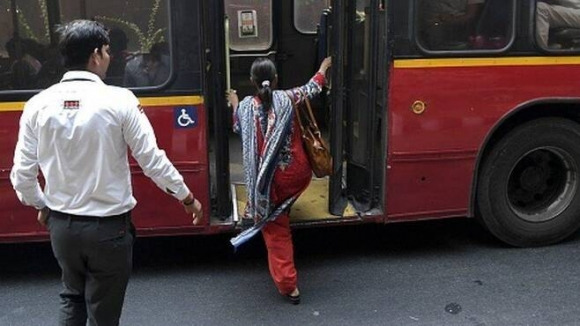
519, 166, 547, 193
507, 147, 578, 223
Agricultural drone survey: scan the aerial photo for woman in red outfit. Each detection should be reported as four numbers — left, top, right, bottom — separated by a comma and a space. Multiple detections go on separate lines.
228, 56, 331, 304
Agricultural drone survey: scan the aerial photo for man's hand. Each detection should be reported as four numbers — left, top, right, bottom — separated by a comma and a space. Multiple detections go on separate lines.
37, 207, 50, 227
181, 193, 203, 225
185, 198, 203, 225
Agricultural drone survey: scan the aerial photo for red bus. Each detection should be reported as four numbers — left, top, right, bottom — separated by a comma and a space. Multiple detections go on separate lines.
2, 0, 580, 247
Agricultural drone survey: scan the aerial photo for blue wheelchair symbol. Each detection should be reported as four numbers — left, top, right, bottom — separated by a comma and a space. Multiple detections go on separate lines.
174, 106, 197, 129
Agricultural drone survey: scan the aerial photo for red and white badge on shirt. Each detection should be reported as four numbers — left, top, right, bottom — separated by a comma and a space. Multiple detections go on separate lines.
63, 100, 80, 110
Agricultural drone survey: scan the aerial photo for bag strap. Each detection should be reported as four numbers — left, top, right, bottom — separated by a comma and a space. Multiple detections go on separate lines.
286, 89, 323, 135
286, 90, 307, 136
296, 88, 321, 136
296, 89, 322, 134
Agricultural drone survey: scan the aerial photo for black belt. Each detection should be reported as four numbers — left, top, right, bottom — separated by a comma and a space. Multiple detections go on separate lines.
50, 210, 131, 222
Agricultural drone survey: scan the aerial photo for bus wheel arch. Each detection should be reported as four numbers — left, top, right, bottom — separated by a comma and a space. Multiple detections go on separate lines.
472, 102, 580, 216
475, 106, 580, 247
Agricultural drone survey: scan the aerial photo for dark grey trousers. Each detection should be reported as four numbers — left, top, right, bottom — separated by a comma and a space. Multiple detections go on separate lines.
47, 210, 134, 326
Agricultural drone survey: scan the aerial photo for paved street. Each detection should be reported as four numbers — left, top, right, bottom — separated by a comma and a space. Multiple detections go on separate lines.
2, 218, 580, 326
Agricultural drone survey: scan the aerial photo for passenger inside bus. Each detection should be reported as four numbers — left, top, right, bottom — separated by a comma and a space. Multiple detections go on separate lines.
35, 44, 66, 89
536, 0, 580, 49
124, 42, 170, 87
419, 0, 484, 50
105, 28, 131, 86
471, 0, 511, 49
4, 38, 44, 89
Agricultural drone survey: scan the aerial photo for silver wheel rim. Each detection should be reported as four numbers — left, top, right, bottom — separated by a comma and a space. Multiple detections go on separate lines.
507, 147, 578, 223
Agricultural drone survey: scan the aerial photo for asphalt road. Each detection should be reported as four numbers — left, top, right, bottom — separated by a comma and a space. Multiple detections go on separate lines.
2, 218, 580, 326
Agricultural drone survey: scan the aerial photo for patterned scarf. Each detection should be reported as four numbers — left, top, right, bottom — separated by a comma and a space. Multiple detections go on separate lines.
230, 91, 299, 249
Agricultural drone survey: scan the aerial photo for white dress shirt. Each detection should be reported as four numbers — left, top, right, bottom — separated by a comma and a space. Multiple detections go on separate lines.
11, 71, 190, 216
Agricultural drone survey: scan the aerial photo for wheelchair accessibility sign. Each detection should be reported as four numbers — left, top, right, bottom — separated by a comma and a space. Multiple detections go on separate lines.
174, 106, 198, 129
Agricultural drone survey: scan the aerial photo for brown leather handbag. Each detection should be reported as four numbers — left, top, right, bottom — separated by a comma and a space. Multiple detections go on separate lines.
289, 91, 333, 178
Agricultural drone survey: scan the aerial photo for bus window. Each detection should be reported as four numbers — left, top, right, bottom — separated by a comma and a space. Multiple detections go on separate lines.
0, 0, 51, 90
294, 0, 331, 34
0, 0, 171, 91
535, 0, 580, 51
65, 0, 172, 88
225, 0, 272, 52
416, 0, 514, 52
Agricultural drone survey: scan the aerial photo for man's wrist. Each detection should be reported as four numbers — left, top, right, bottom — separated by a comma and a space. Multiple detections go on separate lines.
181, 193, 195, 206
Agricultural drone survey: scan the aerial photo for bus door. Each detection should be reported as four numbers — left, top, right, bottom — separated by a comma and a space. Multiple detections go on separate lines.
218, 0, 340, 225
330, 0, 387, 214
206, 0, 292, 222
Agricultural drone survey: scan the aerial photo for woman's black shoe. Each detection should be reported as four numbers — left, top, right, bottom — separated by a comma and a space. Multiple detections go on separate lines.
286, 293, 300, 305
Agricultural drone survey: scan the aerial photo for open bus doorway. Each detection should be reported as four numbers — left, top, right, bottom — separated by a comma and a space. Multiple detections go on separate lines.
211, 0, 386, 228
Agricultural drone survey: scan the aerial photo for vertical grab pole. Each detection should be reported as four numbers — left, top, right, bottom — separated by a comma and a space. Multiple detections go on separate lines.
225, 16, 231, 92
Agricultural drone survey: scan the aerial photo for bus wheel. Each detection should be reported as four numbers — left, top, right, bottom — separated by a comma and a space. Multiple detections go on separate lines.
477, 118, 580, 247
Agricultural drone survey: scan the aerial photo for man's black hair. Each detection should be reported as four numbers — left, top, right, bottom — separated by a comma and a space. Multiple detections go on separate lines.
57, 20, 110, 70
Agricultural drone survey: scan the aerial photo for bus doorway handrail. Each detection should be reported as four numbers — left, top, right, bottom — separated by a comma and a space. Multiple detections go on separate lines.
225, 15, 231, 92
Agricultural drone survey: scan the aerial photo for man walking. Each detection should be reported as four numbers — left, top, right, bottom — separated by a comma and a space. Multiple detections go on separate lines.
10, 20, 202, 326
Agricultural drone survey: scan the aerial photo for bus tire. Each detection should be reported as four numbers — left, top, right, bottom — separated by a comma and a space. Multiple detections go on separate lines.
477, 118, 580, 247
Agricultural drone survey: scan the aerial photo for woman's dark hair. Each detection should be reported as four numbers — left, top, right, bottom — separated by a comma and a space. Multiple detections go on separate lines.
57, 20, 110, 70
250, 58, 276, 112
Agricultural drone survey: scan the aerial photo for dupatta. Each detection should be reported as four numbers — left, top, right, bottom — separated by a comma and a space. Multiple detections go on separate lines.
230, 91, 299, 249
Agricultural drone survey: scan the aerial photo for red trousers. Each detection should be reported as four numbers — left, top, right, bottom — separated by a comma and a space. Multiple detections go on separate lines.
259, 117, 311, 295
261, 164, 310, 295
261, 212, 296, 295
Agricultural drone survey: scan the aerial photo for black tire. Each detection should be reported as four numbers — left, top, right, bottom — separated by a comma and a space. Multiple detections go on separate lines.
477, 118, 580, 247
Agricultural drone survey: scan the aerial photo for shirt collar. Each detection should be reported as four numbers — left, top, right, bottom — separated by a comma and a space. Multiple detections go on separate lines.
60, 71, 105, 84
